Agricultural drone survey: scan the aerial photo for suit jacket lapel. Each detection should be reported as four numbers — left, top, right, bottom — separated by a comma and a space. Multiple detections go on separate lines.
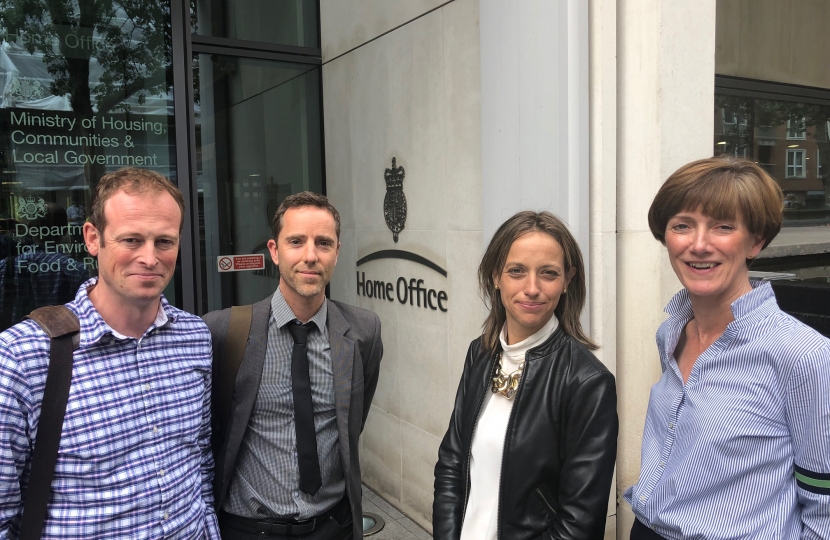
221, 294, 272, 501
326, 299, 355, 477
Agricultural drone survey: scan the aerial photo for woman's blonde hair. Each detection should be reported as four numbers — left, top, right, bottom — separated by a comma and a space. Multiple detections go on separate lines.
478, 211, 596, 353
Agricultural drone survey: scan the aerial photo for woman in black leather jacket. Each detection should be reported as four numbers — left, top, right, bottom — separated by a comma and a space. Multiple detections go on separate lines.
433, 211, 618, 540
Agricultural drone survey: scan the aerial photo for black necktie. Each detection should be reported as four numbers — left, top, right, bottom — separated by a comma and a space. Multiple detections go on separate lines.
286, 321, 322, 495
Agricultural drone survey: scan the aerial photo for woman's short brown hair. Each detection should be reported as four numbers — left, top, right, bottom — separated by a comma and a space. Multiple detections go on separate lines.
478, 211, 596, 353
648, 156, 783, 249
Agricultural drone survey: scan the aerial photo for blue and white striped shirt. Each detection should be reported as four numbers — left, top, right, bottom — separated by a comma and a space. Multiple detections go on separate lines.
0, 278, 220, 539
624, 281, 830, 539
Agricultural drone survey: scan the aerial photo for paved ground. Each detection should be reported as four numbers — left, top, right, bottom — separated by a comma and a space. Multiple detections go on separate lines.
362, 486, 432, 539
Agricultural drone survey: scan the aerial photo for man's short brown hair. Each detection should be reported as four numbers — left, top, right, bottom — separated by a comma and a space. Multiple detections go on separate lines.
89, 168, 185, 237
271, 191, 341, 240
648, 156, 784, 249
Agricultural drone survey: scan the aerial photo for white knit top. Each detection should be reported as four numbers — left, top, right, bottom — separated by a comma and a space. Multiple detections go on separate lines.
459, 315, 560, 540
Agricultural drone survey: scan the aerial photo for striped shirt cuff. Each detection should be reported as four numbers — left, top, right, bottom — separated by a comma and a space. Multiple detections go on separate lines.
795, 464, 830, 495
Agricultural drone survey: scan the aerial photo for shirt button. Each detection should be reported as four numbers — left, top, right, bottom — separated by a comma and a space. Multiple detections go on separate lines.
163, 512, 169, 520
668, 422, 674, 429
153, 426, 159, 434
639, 495, 646, 501
145, 383, 151, 391
659, 461, 665, 467
159, 469, 165, 477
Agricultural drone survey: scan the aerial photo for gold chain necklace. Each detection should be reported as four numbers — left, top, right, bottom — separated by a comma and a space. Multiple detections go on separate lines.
491, 354, 524, 399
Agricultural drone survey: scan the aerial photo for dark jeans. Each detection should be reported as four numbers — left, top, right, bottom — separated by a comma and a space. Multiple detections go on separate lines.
630, 518, 669, 540
219, 498, 352, 540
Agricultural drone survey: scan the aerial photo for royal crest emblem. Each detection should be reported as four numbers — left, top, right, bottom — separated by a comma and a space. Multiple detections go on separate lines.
383, 157, 407, 242
17, 195, 48, 221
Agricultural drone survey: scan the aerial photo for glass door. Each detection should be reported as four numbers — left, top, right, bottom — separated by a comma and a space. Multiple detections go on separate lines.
188, 0, 323, 312
193, 54, 323, 311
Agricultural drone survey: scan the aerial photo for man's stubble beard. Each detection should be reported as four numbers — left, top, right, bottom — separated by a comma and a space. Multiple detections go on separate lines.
279, 264, 333, 298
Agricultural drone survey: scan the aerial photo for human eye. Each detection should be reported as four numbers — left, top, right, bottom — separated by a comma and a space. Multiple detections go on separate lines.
541, 269, 561, 280
121, 237, 141, 247
156, 238, 178, 249
317, 239, 334, 249
505, 266, 525, 277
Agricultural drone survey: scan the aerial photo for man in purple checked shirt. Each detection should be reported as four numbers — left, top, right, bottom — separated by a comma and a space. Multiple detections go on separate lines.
0, 167, 220, 539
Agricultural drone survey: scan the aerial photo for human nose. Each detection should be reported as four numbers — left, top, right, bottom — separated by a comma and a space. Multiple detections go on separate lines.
524, 274, 541, 296
689, 228, 713, 254
301, 242, 319, 264
137, 241, 159, 267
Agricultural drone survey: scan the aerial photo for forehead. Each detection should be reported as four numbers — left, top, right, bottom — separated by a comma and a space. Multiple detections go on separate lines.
102, 189, 181, 230
280, 206, 337, 236
506, 231, 564, 262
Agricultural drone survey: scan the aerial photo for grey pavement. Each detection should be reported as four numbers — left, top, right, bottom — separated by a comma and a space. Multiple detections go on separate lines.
362, 485, 432, 539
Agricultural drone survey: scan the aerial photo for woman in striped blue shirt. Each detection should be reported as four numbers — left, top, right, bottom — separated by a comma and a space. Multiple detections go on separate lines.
625, 156, 830, 540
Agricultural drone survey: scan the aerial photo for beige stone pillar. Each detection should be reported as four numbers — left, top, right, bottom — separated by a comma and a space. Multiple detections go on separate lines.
615, 0, 717, 536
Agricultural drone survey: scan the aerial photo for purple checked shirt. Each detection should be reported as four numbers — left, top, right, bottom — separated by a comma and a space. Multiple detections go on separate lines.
0, 278, 220, 539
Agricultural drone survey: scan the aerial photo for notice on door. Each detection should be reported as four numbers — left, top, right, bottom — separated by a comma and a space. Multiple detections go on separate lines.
217, 254, 266, 272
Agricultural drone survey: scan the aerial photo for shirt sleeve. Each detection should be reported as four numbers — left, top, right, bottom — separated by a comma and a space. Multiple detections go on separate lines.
0, 346, 33, 538
198, 338, 221, 540
785, 342, 830, 540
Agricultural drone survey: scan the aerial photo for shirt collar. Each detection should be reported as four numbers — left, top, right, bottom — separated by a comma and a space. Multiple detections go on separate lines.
73, 277, 175, 346
664, 280, 778, 327
270, 286, 328, 334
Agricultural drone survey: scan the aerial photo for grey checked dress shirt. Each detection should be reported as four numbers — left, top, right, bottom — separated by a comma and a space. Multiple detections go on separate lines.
224, 288, 345, 519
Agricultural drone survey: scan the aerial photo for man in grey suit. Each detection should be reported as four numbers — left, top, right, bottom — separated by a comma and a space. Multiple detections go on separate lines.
204, 192, 382, 540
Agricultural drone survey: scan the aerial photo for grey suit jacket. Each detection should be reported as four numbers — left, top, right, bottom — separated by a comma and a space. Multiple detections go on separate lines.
203, 295, 383, 539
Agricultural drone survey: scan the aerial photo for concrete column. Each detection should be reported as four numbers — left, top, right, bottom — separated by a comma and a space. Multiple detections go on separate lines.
616, 0, 716, 536
480, 0, 590, 277
589, 0, 617, 535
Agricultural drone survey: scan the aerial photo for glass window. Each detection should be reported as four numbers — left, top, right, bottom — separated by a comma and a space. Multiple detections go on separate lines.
714, 92, 830, 226
192, 0, 318, 48
787, 117, 807, 140
0, 0, 178, 330
194, 54, 322, 310
786, 149, 806, 178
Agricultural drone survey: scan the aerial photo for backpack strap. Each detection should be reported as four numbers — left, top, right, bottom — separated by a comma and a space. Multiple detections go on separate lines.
214, 305, 253, 440
20, 306, 80, 540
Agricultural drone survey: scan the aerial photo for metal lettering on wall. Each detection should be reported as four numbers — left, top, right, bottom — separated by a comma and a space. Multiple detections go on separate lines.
356, 156, 448, 312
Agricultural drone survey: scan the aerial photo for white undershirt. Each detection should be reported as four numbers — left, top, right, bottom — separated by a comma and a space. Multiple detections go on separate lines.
459, 315, 559, 540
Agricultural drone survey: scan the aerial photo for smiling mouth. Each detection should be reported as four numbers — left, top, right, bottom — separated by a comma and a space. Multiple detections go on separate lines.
687, 262, 718, 269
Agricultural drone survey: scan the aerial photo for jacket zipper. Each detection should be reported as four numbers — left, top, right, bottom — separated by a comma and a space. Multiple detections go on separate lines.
496, 356, 528, 540
461, 352, 501, 524
535, 487, 557, 516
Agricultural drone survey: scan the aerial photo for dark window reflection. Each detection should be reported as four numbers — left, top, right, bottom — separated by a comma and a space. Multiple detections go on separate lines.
0, 0, 180, 330
193, 54, 322, 311
192, 0, 318, 48
714, 94, 830, 226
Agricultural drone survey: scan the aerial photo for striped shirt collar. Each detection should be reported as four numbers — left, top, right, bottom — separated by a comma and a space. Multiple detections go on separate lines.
73, 277, 176, 347
270, 286, 328, 335
664, 279, 779, 330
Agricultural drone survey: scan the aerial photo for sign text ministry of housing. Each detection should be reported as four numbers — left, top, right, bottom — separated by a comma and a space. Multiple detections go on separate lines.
8, 110, 167, 166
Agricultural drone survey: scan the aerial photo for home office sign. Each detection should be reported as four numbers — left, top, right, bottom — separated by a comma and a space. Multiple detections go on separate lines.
355, 157, 448, 312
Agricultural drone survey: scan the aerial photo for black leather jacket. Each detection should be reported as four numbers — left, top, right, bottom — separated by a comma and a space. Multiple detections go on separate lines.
433, 327, 618, 540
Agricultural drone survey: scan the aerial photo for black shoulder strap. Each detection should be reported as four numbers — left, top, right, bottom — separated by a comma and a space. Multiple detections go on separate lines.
214, 305, 253, 440
20, 305, 80, 540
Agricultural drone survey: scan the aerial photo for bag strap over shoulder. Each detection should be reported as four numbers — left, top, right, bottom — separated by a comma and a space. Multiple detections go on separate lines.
20, 305, 80, 540
214, 305, 253, 439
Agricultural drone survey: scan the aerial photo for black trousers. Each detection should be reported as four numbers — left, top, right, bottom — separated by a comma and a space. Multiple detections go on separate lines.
630, 518, 669, 540
219, 498, 353, 540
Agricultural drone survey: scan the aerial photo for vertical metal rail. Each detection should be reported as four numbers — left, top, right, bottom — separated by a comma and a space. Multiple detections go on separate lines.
170, 0, 203, 314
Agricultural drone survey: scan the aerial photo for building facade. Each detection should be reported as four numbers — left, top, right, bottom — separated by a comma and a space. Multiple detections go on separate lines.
1, 0, 827, 538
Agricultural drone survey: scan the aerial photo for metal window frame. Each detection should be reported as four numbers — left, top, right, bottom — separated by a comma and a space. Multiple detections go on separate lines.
170, 0, 324, 315
716, 75, 830, 107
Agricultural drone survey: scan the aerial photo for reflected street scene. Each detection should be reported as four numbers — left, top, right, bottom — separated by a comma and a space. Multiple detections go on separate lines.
0, 0, 178, 329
